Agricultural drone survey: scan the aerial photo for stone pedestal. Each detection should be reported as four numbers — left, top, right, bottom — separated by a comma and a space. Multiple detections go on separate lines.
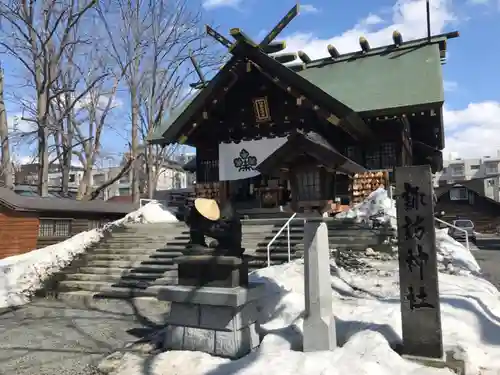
176, 255, 248, 287
157, 283, 266, 358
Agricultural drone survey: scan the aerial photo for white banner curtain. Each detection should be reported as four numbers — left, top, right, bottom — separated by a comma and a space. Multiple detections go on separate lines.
218, 137, 288, 181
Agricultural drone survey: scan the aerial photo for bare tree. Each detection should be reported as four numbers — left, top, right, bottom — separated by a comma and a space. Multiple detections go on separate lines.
98, 0, 222, 202
0, 0, 102, 196
0, 64, 13, 188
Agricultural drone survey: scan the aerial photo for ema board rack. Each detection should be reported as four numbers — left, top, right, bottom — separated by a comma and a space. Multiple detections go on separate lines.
349, 170, 390, 204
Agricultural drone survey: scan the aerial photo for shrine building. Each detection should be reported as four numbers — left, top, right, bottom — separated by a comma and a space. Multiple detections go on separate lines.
149, 6, 458, 216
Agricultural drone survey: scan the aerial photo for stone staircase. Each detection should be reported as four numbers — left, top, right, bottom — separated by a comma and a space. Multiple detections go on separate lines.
43, 218, 394, 300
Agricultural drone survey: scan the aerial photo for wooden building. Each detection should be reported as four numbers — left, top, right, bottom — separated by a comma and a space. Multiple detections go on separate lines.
149, 6, 458, 216
436, 181, 500, 234
0, 187, 136, 259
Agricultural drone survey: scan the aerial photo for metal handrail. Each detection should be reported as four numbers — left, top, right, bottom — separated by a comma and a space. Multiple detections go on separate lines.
266, 212, 298, 268
434, 217, 470, 252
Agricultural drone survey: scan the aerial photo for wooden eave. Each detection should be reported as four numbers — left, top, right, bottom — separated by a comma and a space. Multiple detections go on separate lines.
158, 40, 375, 146
159, 57, 243, 146
229, 39, 374, 141
256, 130, 367, 175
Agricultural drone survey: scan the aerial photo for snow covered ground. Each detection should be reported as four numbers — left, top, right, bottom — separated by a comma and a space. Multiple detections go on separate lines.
0, 202, 178, 309
2, 190, 499, 375
99, 189, 500, 375
103, 257, 500, 375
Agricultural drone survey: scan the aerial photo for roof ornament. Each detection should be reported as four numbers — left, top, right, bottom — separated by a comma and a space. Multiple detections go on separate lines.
188, 50, 208, 90
298, 51, 312, 64
273, 52, 298, 64
359, 36, 370, 53
327, 44, 340, 59
392, 30, 403, 46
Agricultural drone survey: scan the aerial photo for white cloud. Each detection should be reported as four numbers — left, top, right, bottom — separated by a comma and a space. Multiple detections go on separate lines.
283, 0, 456, 59
301, 4, 320, 14
7, 113, 36, 134
202, 0, 241, 10
443, 101, 500, 158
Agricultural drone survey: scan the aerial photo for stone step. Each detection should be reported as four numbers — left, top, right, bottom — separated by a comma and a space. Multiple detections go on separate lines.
102, 239, 177, 245
89, 248, 163, 255
93, 285, 163, 299
66, 272, 174, 283
104, 234, 177, 239
85, 253, 162, 262
115, 276, 177, 288
125, 223, 187, 229
58, 280, 122, 292
129, 264, 179, 273
85, 259, 178, 269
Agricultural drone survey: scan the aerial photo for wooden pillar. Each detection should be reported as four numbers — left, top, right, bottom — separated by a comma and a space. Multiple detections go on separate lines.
289, 166, 299, 212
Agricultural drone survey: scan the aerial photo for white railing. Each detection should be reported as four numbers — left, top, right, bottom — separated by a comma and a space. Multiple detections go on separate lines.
434, 217, 470, 252
139, 198, 167, 207
266, 213, 298, 268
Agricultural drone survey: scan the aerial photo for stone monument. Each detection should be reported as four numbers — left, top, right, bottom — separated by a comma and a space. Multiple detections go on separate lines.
302, 219, 336, 352
157, 198, 266, 358
395, 165, 443, 359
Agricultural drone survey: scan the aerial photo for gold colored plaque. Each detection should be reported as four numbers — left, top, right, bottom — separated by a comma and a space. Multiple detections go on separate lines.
252, 96, 271, 123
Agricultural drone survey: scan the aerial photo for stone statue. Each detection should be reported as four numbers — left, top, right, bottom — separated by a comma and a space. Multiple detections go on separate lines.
185, 198, 244, 258
178, 197, 248, 288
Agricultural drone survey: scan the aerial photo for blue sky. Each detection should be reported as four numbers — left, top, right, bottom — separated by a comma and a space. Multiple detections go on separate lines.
4, 0, 500, 163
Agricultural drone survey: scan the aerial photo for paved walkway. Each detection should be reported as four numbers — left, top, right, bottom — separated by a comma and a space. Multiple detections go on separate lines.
0, 296, 169, 375
474, 248, 500, 289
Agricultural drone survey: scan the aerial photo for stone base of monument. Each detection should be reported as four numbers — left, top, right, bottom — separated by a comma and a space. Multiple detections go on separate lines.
157, 283, 266, 359
176, 255, 248, 287
402, 352, 466, 375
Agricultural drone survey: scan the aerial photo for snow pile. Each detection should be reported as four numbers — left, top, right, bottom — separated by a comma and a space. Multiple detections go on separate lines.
335, 187, 479, 275
122, 201, 178, 224
0, 229, 103, 308
103, 256, 500, 375
0, 201, 178, 309
335, 187, 397, 228
435, 228, 481, 275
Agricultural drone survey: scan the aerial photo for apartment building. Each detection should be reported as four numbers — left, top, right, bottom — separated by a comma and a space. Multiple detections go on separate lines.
435, 150, 500, 201
18, 161, 193, 200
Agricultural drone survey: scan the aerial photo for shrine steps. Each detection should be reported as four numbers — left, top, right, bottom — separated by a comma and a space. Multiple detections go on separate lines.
41, 221, 395, 301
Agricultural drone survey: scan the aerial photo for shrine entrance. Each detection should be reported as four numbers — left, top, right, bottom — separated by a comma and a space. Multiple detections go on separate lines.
228, 174, 292, 209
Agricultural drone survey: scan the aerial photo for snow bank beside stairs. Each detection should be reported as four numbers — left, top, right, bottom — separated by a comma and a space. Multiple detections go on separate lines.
0, 201, 178, 309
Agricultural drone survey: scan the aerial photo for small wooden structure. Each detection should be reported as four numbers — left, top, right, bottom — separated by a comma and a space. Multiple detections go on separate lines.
0, 187, 136, 259
436, 180, 500, 233
148, 5, 458, 215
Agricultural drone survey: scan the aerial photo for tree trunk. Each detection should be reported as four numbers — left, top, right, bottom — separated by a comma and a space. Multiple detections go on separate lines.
147, 146, 154, 199
131, 87, 140, 203
61, 91, 74, 196
0, 67, 12, 189
37, 92, 49, 197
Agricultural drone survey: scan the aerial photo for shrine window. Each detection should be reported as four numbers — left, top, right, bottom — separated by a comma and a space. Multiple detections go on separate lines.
296, 169, 321, 201
449, 187, 468, 201
365, 143, 397, 170
380, 143, 397, 169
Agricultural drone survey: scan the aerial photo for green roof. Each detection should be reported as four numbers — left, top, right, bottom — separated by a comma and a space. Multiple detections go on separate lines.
148, 34, 453, 145
298, 43, 444, 115
148, 91, 202, 143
